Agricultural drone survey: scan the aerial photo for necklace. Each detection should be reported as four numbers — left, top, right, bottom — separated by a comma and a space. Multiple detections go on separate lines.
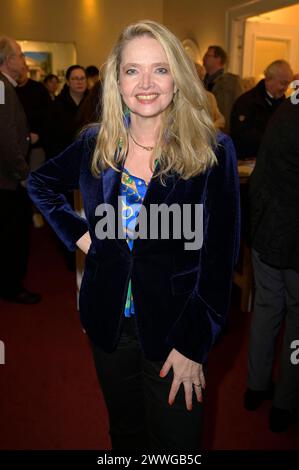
129, 130, 154, 152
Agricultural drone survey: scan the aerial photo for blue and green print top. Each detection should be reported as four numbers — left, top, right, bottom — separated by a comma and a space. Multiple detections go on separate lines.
120, 167, 148, 317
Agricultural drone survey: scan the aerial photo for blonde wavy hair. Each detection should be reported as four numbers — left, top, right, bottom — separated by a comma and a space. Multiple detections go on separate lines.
92, 20, 217, 179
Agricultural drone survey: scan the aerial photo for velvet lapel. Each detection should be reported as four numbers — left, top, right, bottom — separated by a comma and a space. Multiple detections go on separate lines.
101, 166, 121, 207
101, 166, 129, 254
142, 164, 180, 210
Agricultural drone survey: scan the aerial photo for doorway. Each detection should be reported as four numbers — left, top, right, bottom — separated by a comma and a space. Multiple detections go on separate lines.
227, 0, 299, 77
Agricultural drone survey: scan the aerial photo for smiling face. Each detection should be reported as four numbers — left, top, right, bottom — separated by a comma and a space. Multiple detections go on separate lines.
118, 35, 176, 121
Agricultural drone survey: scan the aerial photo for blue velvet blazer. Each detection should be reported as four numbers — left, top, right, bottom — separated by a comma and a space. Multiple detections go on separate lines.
28, 127, 240, 363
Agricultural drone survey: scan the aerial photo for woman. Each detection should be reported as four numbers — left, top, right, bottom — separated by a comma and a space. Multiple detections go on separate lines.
28, 21, 240, 451
44, 65, 89, 158
43, 73, 60, 101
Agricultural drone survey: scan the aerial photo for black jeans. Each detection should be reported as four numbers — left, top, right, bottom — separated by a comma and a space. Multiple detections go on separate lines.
91, 317, 203, 451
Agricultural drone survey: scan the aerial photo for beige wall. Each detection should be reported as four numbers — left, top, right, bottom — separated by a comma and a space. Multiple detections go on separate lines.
0, 0, 249, 68
1, 0, 279, 71
0, 0, 163, 67
248, 4, 299, 27
163, 0, 245, 62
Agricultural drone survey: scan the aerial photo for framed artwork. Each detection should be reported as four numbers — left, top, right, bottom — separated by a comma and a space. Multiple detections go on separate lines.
24, 51, 52, 81
18, 40, 77, 83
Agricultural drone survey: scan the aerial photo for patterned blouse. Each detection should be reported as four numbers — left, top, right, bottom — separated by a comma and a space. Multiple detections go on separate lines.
120, 167, 148, 317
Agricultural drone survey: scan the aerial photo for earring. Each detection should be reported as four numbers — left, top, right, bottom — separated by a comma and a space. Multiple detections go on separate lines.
123, 104, 130, 128
118, 136, 123, 149
123, 104, 130, 116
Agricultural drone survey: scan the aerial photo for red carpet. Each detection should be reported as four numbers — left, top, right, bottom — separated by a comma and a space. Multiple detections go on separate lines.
0, 225, 298, 449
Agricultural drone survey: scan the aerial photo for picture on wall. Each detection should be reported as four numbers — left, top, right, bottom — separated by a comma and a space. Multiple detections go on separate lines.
24, 51, 52, 81
20, 40, 77, 85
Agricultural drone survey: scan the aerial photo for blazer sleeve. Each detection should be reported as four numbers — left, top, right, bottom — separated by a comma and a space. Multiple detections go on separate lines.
0, 82, 29, 182
27, 130, 92, 251
167, 134, 240, 363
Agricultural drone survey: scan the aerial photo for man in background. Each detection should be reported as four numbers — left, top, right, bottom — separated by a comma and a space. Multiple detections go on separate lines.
245, 97, 299, 433
203, 45, 244, 133
0, 36, 41, 304
230, 60, 293, 159
16, 63, 49, 172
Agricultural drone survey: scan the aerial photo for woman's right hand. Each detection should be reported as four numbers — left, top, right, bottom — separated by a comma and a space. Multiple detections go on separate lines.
76, 231, 91, 254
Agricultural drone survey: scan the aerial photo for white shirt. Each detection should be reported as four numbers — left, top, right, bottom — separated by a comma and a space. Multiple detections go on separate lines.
1, 71, 17, 87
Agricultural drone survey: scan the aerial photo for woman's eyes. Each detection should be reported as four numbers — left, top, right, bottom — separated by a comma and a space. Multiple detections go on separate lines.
126, 68, 137, 75
155, 67, 168, 74
124, 67, 169, 75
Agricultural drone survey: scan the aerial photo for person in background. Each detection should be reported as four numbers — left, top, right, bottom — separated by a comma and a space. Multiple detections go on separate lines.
43, 65, 89, 270
85, 65, 100, 90
28, 20, 239, 450
230, 60, 293, 159
43, 73, 60, 101
0, 36, 41, 304
44, 65, 89, 158
194, 62, 225, 130
245, 97, 299, 433
16, 63, 49, 172
203, 45, 243, 133
77, 79, 102, 128
16, 63, 50, 228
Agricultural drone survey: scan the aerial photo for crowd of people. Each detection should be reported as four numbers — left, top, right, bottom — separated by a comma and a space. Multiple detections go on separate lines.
0, 21, 298, 450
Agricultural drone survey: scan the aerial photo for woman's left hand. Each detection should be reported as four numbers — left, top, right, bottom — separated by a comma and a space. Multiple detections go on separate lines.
160, 348, 205, 411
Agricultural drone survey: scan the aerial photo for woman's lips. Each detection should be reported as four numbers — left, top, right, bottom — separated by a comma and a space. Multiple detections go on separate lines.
135, 93, 159, 103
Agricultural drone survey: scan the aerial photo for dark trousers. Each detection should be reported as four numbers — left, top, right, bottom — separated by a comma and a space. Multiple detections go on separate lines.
0, 186, 32, 295
91, 317, 203, 451
248, 249, 299, 412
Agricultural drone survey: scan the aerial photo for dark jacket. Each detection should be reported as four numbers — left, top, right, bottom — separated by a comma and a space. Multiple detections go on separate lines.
27, 128, 240, 363
230, 79, 285, 159
205, 70, 244, 134
76, 80, 102, 128
249, 98, 299, 271
16, 78, 50, 149
0, 72, 30, 190
44, 85, 88, 158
